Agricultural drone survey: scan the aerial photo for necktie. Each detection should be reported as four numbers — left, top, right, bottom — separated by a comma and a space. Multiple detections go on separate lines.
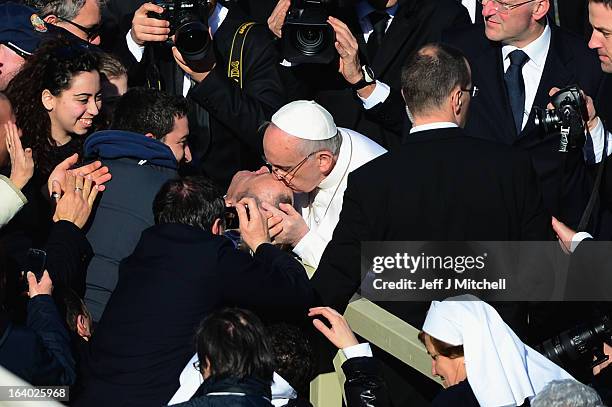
366, 10, 390, 62
504, 50, 530, 135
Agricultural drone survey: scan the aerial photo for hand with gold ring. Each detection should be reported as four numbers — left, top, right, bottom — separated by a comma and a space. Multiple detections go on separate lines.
5, 121, 33, 190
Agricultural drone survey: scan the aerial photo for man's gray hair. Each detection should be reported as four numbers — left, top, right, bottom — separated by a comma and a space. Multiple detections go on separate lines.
531, 380, 606, 407
25, 0, 104, 20
296, 131, 343, 157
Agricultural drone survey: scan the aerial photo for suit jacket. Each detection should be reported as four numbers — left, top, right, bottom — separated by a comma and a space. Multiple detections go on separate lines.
442, 23, 606, 230
284, 0, 471, 150
120, 6, 287, 189
311, 127, 550, 328
75, 224, 315, 407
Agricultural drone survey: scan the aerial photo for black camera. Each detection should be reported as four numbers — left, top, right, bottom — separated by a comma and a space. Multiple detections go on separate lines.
533, 85, 589, 152
537, 315, 612, 381
281, 0, 336, 64
149, 0, 212, 64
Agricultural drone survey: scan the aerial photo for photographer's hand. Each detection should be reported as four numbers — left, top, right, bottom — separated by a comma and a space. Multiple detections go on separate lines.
548, 87, 599, 131
267, 0, 290, 38
172, 35, 216, 83
236, 197, 271, 252
131, 2, 170, 45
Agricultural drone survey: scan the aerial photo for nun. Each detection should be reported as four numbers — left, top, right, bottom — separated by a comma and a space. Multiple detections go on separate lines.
419, 295, 575, 407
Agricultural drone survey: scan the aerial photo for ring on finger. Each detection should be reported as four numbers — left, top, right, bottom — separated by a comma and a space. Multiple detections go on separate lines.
75, 187, 83, 192
51, 192, 61, 200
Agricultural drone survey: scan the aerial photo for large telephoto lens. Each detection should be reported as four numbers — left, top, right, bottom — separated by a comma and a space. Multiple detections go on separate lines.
175, 20, 211, 62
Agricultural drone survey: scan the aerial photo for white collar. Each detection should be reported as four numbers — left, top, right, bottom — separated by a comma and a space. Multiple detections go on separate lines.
209, 2, 229, 36
502, 22, 551, 69
271, 372, 297, 405
409, 122, 458, 134
318, 129, 352, 191
356, 0, 399, 21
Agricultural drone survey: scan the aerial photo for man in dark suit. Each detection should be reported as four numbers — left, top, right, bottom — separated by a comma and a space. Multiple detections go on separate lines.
268, 0, 472, 150
443, 0, 606, 231
116, 1, 286, 189
75, 177, 315, 407
310, 43, 550, 405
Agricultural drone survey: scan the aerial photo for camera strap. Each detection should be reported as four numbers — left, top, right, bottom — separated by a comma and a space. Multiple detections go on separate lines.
228, 22, 256, 89
577, 123, 608, 231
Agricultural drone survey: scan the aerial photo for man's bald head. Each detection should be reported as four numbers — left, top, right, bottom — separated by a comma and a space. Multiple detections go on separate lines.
226, 170, 293, 208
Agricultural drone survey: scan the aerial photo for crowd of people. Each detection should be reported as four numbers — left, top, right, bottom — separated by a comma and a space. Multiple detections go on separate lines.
1, 0, 612, 405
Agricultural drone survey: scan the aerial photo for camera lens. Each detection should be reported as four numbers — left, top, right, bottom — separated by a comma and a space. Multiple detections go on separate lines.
293, 27, 326, 56
175, 21, 211, 61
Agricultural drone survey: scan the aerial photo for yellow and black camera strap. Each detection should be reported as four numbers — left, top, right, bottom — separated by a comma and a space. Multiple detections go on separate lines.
228, 22, 256, 89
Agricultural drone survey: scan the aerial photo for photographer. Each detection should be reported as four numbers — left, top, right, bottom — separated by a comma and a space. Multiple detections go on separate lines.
75, 176, 315, 407
120, 0, 286, 189
266, 0, 470, 149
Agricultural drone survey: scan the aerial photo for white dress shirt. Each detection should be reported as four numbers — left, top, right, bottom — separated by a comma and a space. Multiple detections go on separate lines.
293, 128, 387, 269
126, 2, 229, 97
462, 0, 478, 24
409, 121, 459, 134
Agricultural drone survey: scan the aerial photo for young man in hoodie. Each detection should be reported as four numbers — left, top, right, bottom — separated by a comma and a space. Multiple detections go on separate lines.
82, 87, 191, 321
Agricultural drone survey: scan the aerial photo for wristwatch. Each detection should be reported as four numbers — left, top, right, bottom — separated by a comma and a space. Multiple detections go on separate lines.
351, 65, 376, 90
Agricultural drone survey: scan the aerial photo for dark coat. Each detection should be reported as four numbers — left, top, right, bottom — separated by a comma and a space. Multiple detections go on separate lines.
342, 356, 390, 407
116, 6, 287, 189
444, 23, 606, 230
74, 224, 315, 407
311, 127, 550, 328
286, 0, 471, 150
171, 377, 273, 407
0, 295, 76, 386
83, 130, 178, 321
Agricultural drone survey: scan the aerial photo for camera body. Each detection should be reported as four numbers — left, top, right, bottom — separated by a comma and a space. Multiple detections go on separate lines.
149, 0, 212, 64
281, 0, 336, 64
533, 85, 588, 152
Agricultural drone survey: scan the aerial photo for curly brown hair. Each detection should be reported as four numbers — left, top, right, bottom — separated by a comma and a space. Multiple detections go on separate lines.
5, 38, 100, 177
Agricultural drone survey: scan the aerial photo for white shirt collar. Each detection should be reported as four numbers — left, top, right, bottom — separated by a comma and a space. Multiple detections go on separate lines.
271, 372, 297, 405
501, 23, 551, 69
356, 0, 399, 22
318, 129, 352, 190
209, 2, 229, 35
409, 122, 459, 134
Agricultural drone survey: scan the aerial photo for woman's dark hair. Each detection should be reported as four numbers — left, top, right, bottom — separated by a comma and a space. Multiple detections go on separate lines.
418, 331, 464, 359
5, 38, 100, 176
194, 308, 275, 382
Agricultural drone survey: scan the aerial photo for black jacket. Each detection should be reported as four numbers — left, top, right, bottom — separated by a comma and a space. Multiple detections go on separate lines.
171, 377, 274, 407
342, 356, 390, 407
444, 23, 606, 230
118, 6, 287, 189
283, 0, 471, 150
75, 224, 315, 407
83, 130, 178, 321
0, 295, 76, 386
312, 127, 550, 328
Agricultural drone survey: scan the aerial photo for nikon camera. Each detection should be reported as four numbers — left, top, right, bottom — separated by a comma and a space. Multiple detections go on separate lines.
533, 85, 589, 152
149, 0, 212, 64
281, 0, 336, 64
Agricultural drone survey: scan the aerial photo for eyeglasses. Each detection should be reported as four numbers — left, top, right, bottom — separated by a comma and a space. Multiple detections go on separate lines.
54, 15, 101, 42
479, 0, 538, 14
262, 150, 320, 186
461, 85, 479, 97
